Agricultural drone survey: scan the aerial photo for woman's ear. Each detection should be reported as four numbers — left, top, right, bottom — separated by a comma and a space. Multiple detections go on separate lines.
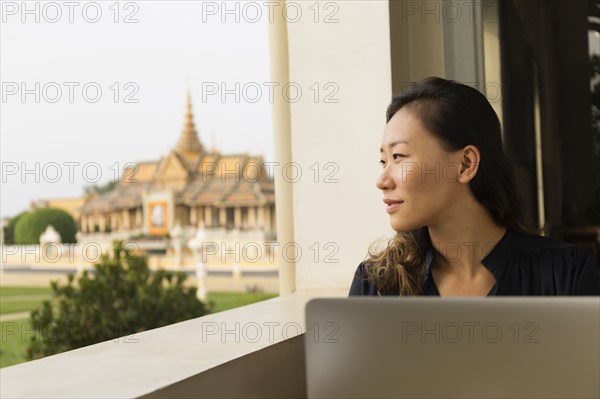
458, 145, 480, 183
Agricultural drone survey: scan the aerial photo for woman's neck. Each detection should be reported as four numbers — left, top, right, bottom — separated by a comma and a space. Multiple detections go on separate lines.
427, 205, 506, 278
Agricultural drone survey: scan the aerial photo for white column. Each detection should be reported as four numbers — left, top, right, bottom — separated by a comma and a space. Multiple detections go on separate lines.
264, 206, 271, 233
99, 215, 106, 232
190, 206, 197, 226
135, 208, 142, 229
271, 206, 276, 233
123, 209, 130, 230
248, 206, 256, 229
234, 207, 241, 229
269, 3, 296, 294
257, 206, 265, 230
110, 213, 117, 231
269, 0, 295, 295
197, 206, 207, 227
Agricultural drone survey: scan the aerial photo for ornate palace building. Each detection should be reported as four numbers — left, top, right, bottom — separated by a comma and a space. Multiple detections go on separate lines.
77, 95, 276, 240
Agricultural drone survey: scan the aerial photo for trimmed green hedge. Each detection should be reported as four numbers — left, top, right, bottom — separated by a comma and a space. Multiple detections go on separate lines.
13, 208, 78, 244
3, 211, 27, 244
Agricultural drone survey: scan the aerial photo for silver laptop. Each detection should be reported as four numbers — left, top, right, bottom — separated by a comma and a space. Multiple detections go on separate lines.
304, 297, 600, 399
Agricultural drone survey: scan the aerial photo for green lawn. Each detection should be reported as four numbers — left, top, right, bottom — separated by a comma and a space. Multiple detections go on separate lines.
0, 287, 53, 296
0, 301, 55, 315
0, 286, 55, 315
0, 289, 56, 367
0, 290, 278, 369
206, 291, 278, 313
0, 319, 32, 369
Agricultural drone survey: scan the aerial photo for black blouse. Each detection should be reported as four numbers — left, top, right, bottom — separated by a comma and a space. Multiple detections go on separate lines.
348, 228, 600, 296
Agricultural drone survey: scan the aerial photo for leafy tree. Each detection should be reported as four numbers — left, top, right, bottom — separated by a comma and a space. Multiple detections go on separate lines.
13, 208, 78, 244
28, 241, 211, 359
84, 180, 117, 196
3, 211, 27, 244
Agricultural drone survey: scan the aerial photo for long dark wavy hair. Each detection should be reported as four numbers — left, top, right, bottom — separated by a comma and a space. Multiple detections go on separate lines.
364, 77, 542, 295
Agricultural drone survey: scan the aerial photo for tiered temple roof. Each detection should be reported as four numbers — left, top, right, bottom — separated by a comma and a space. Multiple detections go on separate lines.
79, 95, 273, 214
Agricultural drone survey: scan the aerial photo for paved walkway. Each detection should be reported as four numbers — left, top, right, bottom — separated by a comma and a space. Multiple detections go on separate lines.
0, 312, 30, 322
1, 295, 51, 302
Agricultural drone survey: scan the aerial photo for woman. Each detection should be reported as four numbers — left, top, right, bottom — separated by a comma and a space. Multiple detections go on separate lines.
349, 77, 600, 296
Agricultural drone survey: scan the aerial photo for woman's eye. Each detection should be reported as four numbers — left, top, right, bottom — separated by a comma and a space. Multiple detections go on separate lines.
380, 154, 406, 167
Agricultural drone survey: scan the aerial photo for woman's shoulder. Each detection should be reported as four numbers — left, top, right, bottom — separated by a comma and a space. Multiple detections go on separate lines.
348, 261, 379, 296
504, 230, 599, 294
511, 229, 579, 249
508, 230, 596, 262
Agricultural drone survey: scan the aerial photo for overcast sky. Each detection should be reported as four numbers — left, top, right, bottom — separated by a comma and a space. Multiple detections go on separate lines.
1, 1, 274, 218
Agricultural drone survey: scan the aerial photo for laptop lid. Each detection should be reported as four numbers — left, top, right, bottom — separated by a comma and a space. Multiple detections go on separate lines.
304, 297, 600, 399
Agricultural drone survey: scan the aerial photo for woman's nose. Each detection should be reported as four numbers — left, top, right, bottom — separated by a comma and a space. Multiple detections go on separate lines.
376, 167, 395, 191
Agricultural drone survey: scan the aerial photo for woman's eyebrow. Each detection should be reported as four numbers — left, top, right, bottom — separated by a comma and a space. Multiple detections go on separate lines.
380, 140, 409, 153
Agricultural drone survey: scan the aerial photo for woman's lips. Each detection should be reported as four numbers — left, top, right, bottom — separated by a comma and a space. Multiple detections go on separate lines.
386, 201, 404, 213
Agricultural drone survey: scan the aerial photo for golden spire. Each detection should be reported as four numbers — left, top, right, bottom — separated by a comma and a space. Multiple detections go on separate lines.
176, 93, 203, 154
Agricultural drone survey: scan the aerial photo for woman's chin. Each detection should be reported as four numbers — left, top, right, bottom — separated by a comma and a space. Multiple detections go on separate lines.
390, 218, 421, 233
390, 221, 409, 233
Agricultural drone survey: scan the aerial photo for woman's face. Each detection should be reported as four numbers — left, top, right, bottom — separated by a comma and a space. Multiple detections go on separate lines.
377, 108, 465, 232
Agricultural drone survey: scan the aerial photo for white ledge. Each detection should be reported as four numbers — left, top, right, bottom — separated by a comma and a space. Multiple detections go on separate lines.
0, 289, 347, 399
